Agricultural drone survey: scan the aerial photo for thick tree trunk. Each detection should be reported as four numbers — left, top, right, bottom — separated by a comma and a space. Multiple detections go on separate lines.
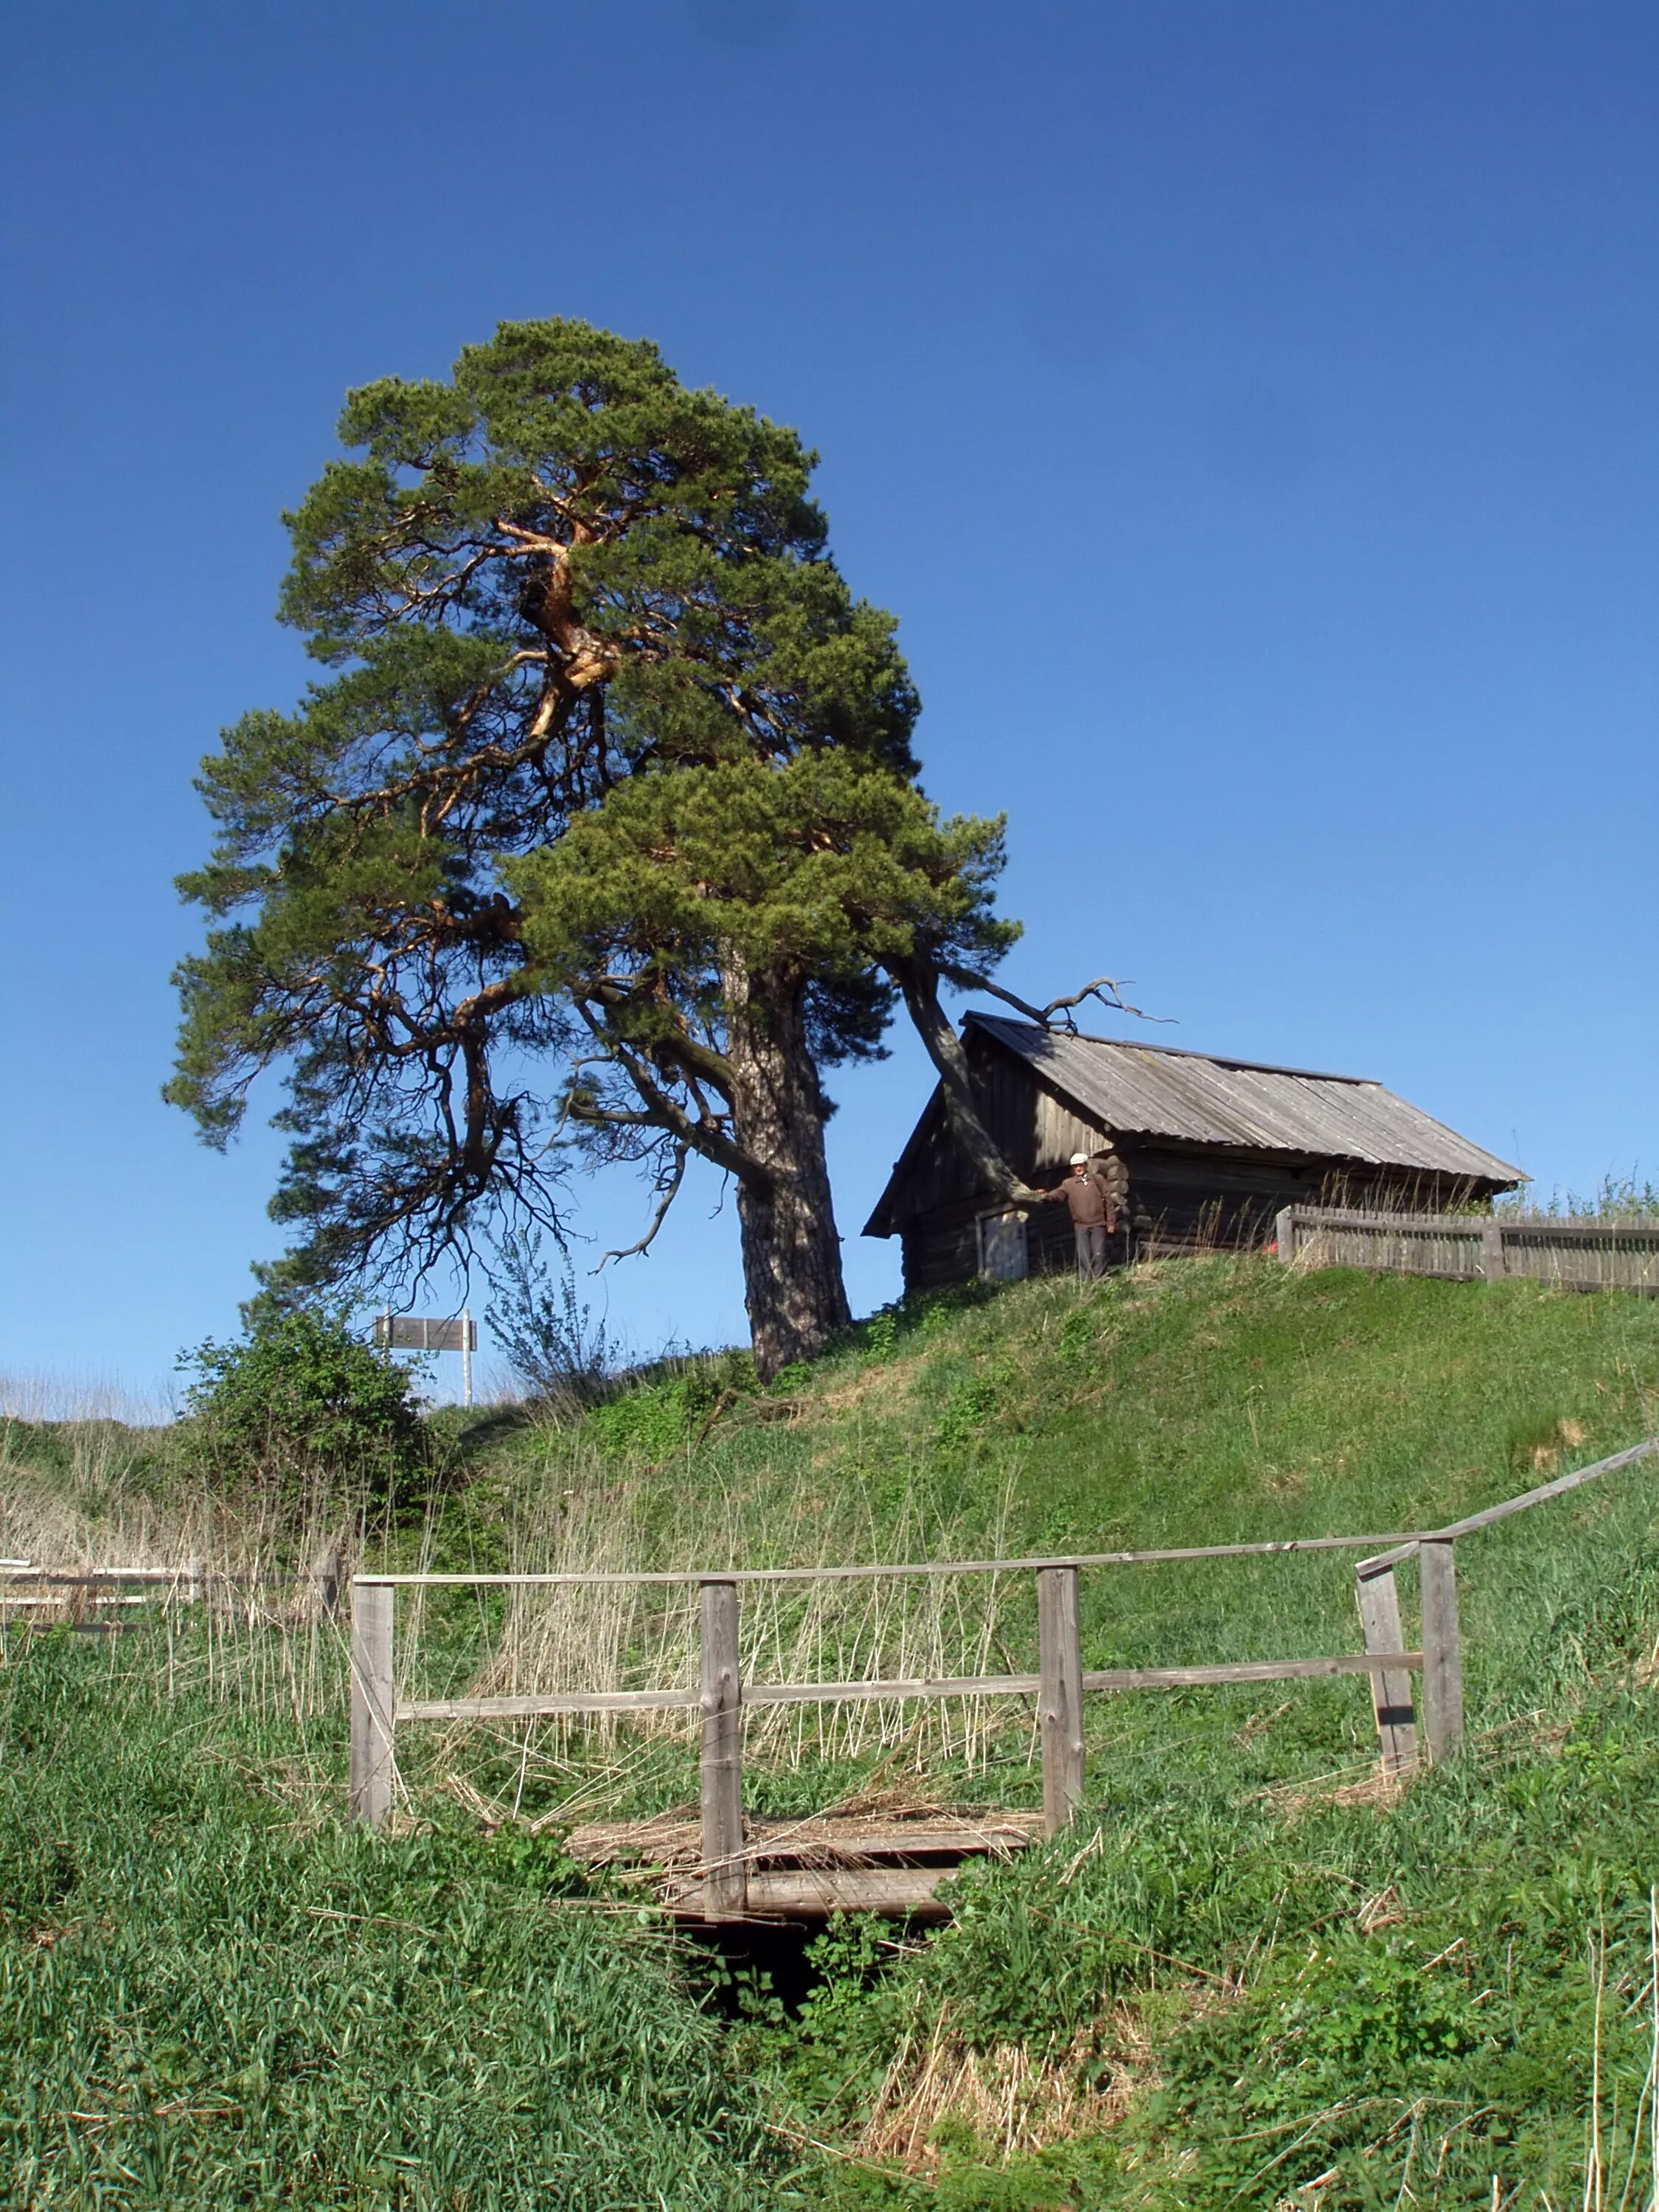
723, 961, 852, 1381
891, 955, 1035, 1205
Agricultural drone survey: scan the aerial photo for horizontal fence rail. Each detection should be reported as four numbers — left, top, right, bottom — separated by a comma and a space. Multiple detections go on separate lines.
0, 1549, 346, 1621
350, 1531, 1444, 1589
396, 1651, 1426, 1726
0, 1568, 333, 1589
1278, 1205, 1659, 1295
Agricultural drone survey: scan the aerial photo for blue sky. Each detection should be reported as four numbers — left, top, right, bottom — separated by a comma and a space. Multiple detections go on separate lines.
2, 1, 1655, 1408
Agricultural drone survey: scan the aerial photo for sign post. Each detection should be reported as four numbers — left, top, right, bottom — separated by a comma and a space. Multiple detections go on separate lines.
373, 1312, 479, 1408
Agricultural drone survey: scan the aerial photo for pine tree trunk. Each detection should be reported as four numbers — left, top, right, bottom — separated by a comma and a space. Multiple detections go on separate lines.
723, 961, 852, 1381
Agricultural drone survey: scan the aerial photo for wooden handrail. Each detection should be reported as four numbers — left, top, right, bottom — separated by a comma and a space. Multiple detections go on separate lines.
396, 1651, 1424, 1725
350, 1531, 1435, 1590
1358, 1434, 1659, 1574
1430, 1435, 1659, 1540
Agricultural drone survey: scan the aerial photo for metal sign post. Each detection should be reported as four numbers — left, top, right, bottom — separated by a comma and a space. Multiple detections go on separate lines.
373, 1312, 479, 1407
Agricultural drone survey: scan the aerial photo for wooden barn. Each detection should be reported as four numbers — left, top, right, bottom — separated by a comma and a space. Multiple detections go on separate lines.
863, 1014, 1521, 1295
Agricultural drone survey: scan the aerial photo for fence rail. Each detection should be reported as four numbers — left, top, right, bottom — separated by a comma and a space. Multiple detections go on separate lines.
0, 1549, 344, 1618
1277, 1205, 1659, 1294
350, 1531, 1447, 1588
347, 1433, 1659, 1916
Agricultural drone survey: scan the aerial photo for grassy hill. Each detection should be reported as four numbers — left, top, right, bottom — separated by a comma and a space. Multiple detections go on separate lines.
5, 1255, 1659, 2207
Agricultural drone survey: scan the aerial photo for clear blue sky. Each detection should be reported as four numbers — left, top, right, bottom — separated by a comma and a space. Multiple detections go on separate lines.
3, 2, 1655, 1408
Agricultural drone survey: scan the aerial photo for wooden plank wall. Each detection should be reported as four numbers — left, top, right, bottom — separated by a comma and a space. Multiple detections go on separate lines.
1285, 1208, 1659, 1294
884, 1032, 1113, 1225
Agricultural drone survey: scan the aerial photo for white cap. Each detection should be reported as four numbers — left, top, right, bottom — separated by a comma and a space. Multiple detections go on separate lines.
1070, 1152, 1089, 1166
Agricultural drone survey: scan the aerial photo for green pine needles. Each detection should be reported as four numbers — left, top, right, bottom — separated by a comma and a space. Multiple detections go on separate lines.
167, 319, 1017, 1374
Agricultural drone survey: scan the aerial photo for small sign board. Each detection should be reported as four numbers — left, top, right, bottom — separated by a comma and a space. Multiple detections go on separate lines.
375, 1315, 477, 1354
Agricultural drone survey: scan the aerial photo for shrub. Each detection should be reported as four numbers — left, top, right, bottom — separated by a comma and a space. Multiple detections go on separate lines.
490, 1233, 618, 1415
176, 1309, 425, 1502
862, 1308, 900, 1360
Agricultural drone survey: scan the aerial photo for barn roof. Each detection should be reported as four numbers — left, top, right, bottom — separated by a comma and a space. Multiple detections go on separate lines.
864, 1015, 1520, 1234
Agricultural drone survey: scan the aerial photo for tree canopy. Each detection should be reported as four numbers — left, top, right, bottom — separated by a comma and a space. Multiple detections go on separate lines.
168, 319, 1020, 1371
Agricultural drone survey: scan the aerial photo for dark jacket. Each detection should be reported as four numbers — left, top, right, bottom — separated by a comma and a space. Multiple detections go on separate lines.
1051, 1170, 1117, 1229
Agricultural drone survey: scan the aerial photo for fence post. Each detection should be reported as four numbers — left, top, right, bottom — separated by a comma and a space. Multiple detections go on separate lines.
1482, 1222, 1506, 1283
187, 1557, 206, 1607
1276, 1206, 1297, 1265
316, 1543, 342, 1621
1418, 1540, 1464, 1763
1356, 1562, 1418, 1775
1037, 1565, 1086, 1834
349, 1581, 396, 1829
699, 1579, 746, 1919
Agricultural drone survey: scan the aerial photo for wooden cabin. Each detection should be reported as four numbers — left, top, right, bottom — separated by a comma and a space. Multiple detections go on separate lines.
863, 1014, 1521, 1295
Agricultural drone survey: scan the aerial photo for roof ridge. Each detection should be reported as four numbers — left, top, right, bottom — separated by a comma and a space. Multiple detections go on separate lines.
963, 1011, 1377, 1087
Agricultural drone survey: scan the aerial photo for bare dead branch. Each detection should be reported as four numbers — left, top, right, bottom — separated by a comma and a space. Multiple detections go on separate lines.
594, 1141, 687, 1270
939, 966, 1172, 1033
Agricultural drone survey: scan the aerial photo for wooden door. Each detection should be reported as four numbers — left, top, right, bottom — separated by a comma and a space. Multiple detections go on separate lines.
977, 1209, 1029, 1282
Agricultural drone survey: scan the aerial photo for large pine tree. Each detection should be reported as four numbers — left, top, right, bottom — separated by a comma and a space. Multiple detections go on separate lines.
168, 319, 1023, 1374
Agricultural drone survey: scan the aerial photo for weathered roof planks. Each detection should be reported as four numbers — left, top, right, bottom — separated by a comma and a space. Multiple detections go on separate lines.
960, 1016, 1520, 1181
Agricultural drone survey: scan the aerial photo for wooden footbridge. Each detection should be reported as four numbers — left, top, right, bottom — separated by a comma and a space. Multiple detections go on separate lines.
563, 1804, 1045, 1921
344, 1439, 1659, 1922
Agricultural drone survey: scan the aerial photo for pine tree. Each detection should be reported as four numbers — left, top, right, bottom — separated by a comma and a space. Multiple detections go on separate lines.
168, 319, 1018, 1374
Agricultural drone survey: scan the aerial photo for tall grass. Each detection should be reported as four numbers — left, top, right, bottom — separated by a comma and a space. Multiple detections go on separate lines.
0, 1371, 173, 1425
10, 1255, 1659, 1810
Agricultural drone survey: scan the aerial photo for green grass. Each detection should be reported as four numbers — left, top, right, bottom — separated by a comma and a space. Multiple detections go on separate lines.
0, 1638, 800, 2209
425, 1254, 1659, 1587
7, 1256, 1659, 2207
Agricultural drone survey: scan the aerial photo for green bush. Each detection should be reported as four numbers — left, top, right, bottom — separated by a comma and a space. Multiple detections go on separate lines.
176, 1309, 425, 1503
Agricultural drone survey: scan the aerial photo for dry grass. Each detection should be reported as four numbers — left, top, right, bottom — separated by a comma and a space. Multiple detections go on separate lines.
1520, 1415, 1591, 1475
414, 1464, 1029, 1783
1250, 1758, 1409, 1820
0, 1373, 173, 1426
1573, 1891, 1659, 2212
0, 1426, 376, 1731
859, 2001, 1156, 2168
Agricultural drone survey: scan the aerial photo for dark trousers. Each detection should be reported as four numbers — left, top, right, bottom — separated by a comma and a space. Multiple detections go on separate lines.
1074, 1223, 1108, 1280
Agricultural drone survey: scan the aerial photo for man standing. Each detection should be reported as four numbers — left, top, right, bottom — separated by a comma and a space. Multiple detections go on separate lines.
1044, 1152, 1120, 1281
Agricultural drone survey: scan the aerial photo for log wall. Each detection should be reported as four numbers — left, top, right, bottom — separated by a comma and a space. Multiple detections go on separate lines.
898, 1141, 1478, 1295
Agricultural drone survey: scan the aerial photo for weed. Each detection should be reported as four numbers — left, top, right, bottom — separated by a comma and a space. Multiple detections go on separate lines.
490, 1232, 619, 1414
865, 1310, 902, 1361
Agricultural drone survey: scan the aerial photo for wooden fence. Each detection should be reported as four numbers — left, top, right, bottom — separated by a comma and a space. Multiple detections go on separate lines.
0, 1550, 344, 1623
346, 1436, 1659, 1917
1276, 1206, 1659, 1294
